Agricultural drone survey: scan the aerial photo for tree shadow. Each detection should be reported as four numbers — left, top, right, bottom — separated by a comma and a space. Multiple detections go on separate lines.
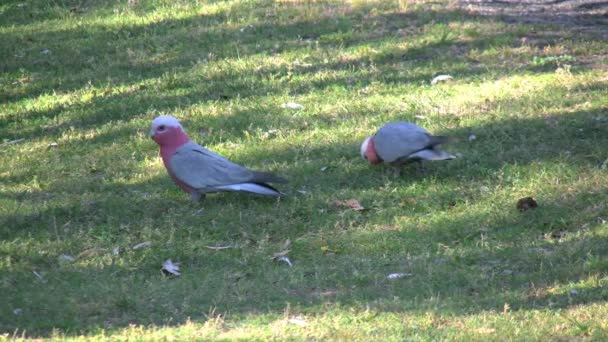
2, 1, 588, 139
2, 0, 608, 337
2, 179, 607, 336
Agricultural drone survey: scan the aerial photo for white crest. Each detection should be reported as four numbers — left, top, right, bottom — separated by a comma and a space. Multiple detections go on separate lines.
150, 115, 183, 135
360, 136, 371, 159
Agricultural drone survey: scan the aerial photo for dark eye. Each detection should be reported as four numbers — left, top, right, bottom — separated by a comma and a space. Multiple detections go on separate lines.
158, 125, 166, 131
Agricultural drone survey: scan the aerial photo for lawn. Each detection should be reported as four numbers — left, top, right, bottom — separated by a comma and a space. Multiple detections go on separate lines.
1, 0, 608, 340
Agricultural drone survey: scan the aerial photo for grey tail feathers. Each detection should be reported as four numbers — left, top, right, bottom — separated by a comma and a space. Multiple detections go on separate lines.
251, 171, 288, 184
252, 182, 283, 196
427, 135, 450, 147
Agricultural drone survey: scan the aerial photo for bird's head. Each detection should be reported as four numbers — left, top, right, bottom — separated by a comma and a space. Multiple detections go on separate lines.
360, 136, 381, 165
150, 115, 189, 147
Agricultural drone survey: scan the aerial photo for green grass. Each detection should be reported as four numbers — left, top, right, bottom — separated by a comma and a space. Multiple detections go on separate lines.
1, 0, 608, 340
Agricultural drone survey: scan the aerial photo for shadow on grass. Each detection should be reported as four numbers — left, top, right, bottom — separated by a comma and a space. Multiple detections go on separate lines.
2, 177, 607, 336
2, 99, 608, 335
1, 2, 576, 139
2, 0, 608, 337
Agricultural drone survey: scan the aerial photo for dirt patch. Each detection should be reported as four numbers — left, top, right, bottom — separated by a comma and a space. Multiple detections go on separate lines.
457, 0, 608, 38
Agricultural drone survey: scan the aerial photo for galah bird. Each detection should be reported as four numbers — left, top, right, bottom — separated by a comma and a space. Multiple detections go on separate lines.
150, 115, 286, 201
360, 121, 454, 172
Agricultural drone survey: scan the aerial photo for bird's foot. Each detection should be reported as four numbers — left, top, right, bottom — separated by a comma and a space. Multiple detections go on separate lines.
391, 166, 403, 178
415, 161, 427, 175
190, 192, 205, 202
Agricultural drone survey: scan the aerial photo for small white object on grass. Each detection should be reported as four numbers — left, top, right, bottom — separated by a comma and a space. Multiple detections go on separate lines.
293, 62, 313, 68
288, 317, 309, 326
600, 158, 608, 170
569, 289, 578, 295
32, 270, 46, 282
112, 247, 120, 256
479, 186, 490, 192
277, 256, 292, 267
320, 166, 329, 172
280, 102, 304, 110
58, 254, 75, 263
40, 49, 50, 55
431, 74, 453, 85
132, 241, 152, 250
468, 134, 477, 141
205, 245, 233, 250
0, 138, 25, 147
414, 115, 427, 120
263, 129, 279, 139
13, 308, 23, 315
387, 272, 413, 279
161, 259, 181, 276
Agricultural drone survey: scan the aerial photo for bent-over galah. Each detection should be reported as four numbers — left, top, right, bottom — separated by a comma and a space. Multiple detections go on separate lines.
150, 115, 286, 201
360, 121, 454, 171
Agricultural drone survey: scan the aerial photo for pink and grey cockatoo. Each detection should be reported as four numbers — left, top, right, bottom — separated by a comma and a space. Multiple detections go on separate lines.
360, 121, 454, 172
150, 115, 286, 201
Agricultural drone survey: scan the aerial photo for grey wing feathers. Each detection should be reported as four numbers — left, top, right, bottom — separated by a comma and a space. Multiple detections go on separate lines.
374, 122, 452, 163
251, 171, 287, 184
169, 142, 257, 190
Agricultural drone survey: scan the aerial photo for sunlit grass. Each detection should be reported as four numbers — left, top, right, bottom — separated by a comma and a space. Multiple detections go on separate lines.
1, 0, 608, 340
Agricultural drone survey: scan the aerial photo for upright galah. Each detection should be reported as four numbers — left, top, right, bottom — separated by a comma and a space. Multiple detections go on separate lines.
360, 121, 454, 171
150, 115, 286, 201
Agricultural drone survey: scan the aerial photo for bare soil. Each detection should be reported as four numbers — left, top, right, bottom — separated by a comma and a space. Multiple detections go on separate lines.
458, 0, 608, 38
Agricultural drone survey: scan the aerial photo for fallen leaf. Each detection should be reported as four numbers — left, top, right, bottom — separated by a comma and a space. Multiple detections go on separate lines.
431, 74, 453, 85
516, 197, 538, 212
205, 245, 233, 250
280, 102, 304, 110
132, 241, 152, 250
331, 199, 365, 211
32, 270, 46, 282
161, 259, 181, 276
293, 62, 313, 67
0, 138, 25, 147
387, 273, 413, 279
78, 247, 107, 259
58, 254, 75, 262
287, 317, 309, 326
477, 328, 496, 334
262, 129, 279, 139
276, 256, 293, 267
